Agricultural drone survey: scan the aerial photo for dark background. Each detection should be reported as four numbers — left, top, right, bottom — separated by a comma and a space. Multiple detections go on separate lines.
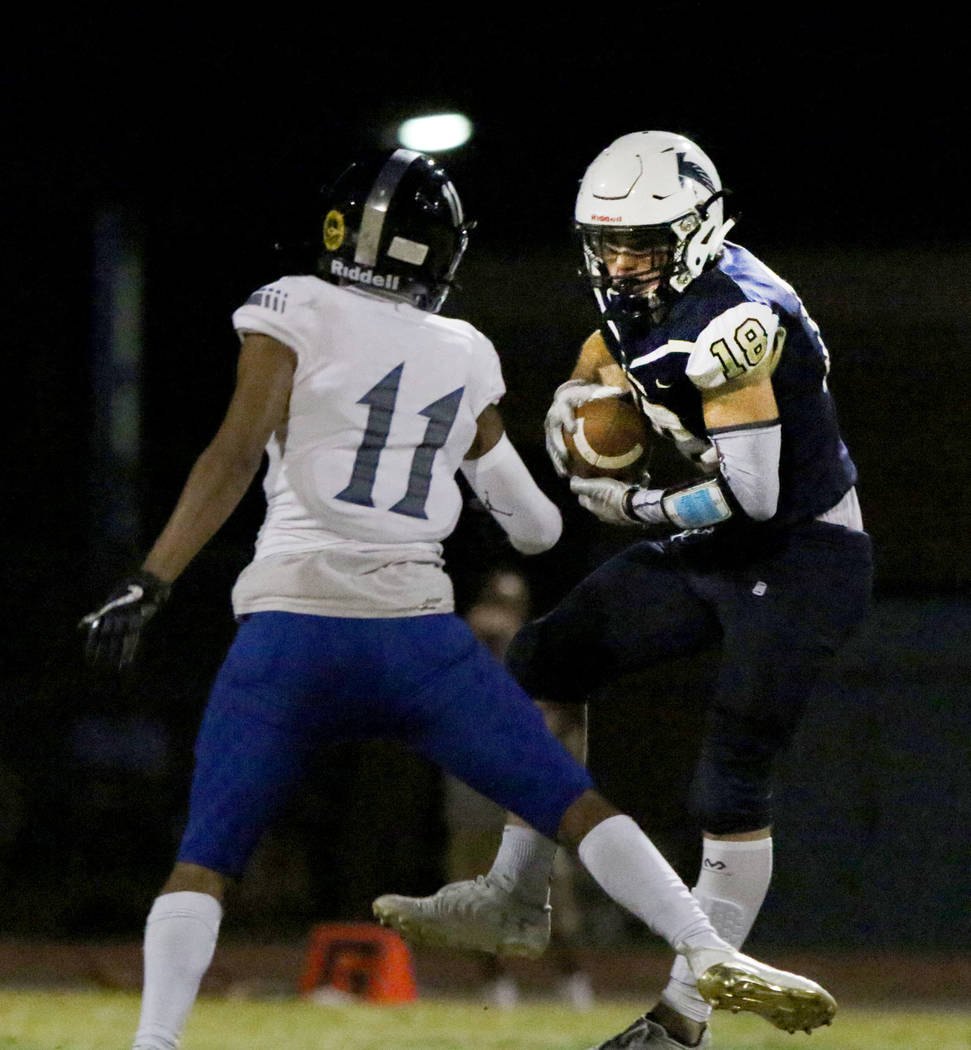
1, 14, 968, 952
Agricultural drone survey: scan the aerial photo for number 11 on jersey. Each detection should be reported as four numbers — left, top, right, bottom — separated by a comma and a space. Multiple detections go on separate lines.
336, 363, 465, 520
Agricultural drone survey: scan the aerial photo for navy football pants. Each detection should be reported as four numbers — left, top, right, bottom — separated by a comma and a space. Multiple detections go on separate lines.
505, 521, 874, 833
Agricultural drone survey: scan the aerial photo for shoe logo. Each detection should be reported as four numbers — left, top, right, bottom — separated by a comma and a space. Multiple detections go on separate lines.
656, 379, 673, 389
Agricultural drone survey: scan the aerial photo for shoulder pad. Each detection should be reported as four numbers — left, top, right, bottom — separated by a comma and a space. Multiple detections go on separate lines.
685, 301, 783, 391
233, 275, 318, 340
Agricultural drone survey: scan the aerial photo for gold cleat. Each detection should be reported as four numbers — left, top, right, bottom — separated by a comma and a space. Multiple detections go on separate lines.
696, 960, 837, 1033
684, 947, 837, 1034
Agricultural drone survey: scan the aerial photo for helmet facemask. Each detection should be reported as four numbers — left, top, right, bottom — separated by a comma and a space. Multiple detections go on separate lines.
579, 193, 734, 326
580, 223, 678, 312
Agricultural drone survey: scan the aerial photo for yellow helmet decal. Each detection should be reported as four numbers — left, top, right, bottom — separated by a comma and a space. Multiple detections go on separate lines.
323, 209, 346, 252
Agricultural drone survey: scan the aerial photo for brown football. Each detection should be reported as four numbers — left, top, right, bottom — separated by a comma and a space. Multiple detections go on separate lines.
563, 395, 649, 479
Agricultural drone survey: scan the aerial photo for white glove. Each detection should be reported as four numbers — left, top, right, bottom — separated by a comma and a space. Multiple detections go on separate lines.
569, 476, 639, 525
544, 380, 630, 477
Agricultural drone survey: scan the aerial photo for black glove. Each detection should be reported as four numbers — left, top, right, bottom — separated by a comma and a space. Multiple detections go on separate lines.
79, 570, 171, 670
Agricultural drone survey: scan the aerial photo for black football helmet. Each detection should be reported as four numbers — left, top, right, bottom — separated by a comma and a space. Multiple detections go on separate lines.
318, 148, 471, 313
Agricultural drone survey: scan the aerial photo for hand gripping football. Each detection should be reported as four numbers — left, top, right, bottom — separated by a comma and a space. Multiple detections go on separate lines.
563, 395, 648, 479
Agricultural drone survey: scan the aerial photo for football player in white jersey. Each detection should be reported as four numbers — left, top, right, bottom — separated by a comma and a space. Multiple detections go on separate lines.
81, 148, 839, 1050
371, 134, 872, 1050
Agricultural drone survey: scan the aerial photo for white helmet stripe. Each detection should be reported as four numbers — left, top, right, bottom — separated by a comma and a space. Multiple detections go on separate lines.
355, 148, 423, 267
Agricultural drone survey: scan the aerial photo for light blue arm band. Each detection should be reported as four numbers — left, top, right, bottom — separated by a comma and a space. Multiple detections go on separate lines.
626, 477, 733, 528
661, 478, 734, 528
625, 420, 781, 529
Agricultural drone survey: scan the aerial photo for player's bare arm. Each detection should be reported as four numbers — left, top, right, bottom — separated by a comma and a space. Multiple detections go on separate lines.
464, 403, 505, 460
568, 330, 630, 388
546, 332, 633, 477
701, 372, 778, 431
80, 333, 297, 670
142, 334, 296, 583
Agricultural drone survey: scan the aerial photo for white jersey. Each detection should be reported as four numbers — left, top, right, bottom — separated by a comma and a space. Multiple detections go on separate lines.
228, 275, 505, 618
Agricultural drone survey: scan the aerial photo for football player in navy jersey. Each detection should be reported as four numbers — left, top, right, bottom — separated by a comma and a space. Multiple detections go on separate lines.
372, 132, 872, 1050
79, 147, 839, 1050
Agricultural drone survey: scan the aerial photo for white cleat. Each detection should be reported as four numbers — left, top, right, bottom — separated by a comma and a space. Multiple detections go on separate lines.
683, 945, 837, 1034
372, 875, 551, 958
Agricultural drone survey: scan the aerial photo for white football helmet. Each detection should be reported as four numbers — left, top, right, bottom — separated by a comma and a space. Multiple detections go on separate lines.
575, 130, 734, 315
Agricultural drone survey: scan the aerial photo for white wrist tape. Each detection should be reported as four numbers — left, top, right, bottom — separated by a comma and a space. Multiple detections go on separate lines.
461, 433, 562, 555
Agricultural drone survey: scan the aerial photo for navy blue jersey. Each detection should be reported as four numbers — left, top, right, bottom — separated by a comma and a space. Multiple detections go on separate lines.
603, 243, 857, 533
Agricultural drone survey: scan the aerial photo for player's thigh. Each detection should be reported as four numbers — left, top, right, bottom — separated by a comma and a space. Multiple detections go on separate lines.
178, 684, 319, 875
176, 612, 371, 876
689, 525, 872, 833
506, 539, 718, 701
710, 522, 873, 733
395, 617, 593, 840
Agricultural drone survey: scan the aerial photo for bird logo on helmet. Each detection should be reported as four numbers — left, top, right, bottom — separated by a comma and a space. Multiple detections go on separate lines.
318, 148, 472, 313
575, 130, 735, 325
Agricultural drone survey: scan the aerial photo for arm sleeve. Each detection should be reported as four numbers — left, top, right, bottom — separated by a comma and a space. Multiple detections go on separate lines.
626, 420, 781, 528
710, 419, 781, 521
461, 434, 562, 555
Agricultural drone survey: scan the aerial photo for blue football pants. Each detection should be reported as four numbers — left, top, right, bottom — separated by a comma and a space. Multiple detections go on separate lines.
177, 611, 593, 876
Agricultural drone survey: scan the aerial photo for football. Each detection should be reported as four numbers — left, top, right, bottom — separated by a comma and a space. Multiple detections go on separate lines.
563, 395, 648, 479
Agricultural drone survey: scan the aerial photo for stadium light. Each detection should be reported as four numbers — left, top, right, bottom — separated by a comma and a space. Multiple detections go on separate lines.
397, 113, 473, 152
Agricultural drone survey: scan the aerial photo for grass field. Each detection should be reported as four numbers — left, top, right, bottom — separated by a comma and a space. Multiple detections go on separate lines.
0, 990, 969, 1050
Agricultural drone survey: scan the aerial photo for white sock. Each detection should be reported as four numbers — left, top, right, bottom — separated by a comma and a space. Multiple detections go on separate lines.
132, 891, 223, 1050
661, 836, 773, 1023
487, 825, 557, 905
577, 816, 727, 952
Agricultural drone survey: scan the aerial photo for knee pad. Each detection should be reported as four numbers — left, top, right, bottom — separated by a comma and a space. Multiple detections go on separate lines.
688, 712, 784, 834
692, 888, 748, 946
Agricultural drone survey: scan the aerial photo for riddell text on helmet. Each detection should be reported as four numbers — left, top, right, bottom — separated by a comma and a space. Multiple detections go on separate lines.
331, 258, 401, 290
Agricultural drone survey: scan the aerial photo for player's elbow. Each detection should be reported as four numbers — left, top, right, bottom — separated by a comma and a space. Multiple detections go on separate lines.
746, 504, 777, 523
508, 505, 563, 555
712, 421, 782, 523
462, 432, 564, 554
734, 479, 779, 521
